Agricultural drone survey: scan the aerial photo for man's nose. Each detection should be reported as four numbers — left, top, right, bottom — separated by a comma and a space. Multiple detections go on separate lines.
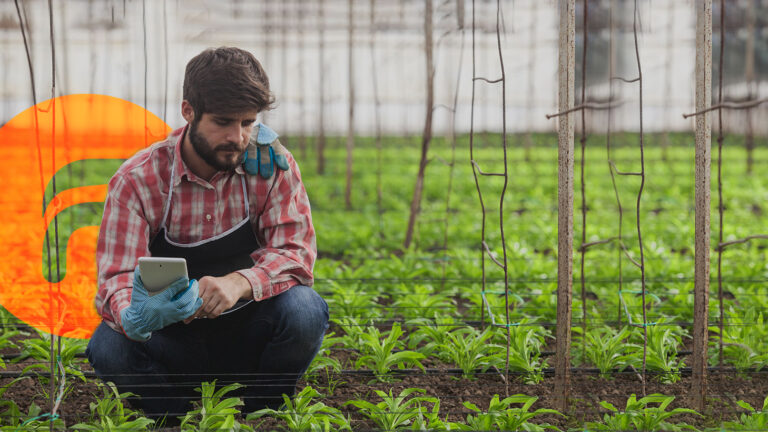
226, 124, 246, 143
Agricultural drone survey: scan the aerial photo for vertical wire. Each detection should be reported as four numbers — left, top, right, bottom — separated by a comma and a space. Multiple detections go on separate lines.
493, 0, 511, 394
370, 0, 385, 240
142, 0, 148, 144
47, 0, 61, 424
162, 0, 168, 124
606, 0, 625, 328
345, 0, 355, 210
317, 0, 326, 175
631, 0, 648, 396
578, 0, 588, 363
716, 0, 725, 367
440, 22, 466, 292
468, 0, 487, 329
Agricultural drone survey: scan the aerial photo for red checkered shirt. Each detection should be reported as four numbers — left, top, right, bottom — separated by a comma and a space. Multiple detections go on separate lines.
95, 125, 316, 332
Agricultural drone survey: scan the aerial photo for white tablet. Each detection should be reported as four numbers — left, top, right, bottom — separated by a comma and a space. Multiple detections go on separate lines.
138, 257, 188, 296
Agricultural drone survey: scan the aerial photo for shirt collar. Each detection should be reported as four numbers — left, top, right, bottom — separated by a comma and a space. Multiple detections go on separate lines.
172, 124, 246, 187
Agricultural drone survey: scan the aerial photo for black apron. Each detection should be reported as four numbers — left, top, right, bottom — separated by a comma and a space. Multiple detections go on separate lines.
148, 153, 258, 314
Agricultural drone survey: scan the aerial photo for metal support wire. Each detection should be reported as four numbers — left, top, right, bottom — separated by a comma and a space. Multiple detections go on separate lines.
468, 0, 512, 395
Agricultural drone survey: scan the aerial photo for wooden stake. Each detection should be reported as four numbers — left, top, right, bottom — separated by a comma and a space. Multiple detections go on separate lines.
554, 0, 575, 413
692, 0, 712, 412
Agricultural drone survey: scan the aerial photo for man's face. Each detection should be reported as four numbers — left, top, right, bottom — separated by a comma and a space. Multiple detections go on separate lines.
188, 111, 258, 172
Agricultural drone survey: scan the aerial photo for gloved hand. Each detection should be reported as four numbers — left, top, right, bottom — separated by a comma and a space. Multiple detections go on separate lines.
242, 124, 289, 179
120, 267, 202, 342
243, 143, 289, 179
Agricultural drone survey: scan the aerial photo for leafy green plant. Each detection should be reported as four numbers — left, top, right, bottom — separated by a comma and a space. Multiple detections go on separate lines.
708, 306, 768, 371
494, 324, 549, 384
325, 281, 381, 319
179, 381, 252, 431
332, 317, 371, 353
436, 327, 503, 379
355, 323, 425, 382
405, 314, 461, 355
573, 326, 640, 378
409, 398, 465, 431
306, 332, 344, 375
246, 386, 351, 431
70, 382, 154, 431
584, 394, 700, 431
390, 283, 455, 319
720, 395, 768, 430
0, 403, 66, 431
345, 388, 437, 430
0, 328, 20, 370
12, 331, 88, 385
459, 394, 562, 431
634, 324, 686, 383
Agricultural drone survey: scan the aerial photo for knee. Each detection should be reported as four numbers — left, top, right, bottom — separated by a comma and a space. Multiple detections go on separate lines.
274, 285, 329, 345
87, 322, 147, 379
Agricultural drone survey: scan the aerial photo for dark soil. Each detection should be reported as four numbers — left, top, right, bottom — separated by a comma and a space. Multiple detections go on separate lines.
2, 357, 767, 431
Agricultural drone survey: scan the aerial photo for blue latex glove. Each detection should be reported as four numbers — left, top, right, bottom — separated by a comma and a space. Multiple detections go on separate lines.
120, 267, 202, 342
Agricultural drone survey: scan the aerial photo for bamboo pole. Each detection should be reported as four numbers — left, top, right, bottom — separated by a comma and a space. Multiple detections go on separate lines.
554, 0, 575, 413
692, 0, 712, 412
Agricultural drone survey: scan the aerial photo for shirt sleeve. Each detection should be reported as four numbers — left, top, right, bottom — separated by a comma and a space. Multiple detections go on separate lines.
236, 153, 317, 301
94, 174, 151, 331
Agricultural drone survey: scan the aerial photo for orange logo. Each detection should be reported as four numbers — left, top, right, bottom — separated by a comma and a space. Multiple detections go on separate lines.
0, 94, 170, 339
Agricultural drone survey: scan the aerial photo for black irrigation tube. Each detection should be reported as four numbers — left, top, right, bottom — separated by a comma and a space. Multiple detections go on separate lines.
4, 366, 767, 381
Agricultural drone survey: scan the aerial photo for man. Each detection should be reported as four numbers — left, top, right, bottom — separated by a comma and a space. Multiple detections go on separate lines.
86, 47, 328, 423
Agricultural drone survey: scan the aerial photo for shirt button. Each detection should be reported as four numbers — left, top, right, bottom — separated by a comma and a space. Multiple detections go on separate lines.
206, 214, 212, 221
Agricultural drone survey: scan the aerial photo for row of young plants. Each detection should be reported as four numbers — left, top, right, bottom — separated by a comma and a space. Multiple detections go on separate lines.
5, 377, 768, 431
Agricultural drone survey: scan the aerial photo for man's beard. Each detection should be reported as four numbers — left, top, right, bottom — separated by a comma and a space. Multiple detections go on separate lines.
188, 120, 244, 172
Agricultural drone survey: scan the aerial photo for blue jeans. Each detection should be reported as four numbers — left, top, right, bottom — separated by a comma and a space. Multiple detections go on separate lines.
86, 285, 328, 420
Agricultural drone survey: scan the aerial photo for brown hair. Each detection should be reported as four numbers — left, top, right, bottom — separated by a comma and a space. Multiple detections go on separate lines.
183, 47, 275, 118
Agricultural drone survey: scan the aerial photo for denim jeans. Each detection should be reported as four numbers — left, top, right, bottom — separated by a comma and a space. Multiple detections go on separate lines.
86, 285, 329, 421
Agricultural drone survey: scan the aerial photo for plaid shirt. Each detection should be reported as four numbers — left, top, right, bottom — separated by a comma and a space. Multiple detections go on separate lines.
95, 126, 316, 332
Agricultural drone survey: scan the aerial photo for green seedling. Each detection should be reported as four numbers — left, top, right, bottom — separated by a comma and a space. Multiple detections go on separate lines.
708, 306, 768, 371
247, 385, 351, 431
325, 281, 381, 319
12, 331, 88, 385
496, 324, 548, 384
0, 328, 20, 369
0, 403, 66, 431
306, 332, 344, 376
720, 395, 768, 430
573, 326, 640, 378
354, 323, 425, 382
409, 398, 465, 431
636, 324, 685, 384
345, 388, 437, 431
179, 381, 252, 432
332, 317, 371, 354
405, 314, 461, 355
390, 283, 455, 319
70, 382, 154, 431
437, 326, 503, 379
584, 393, 701, 431
459, 394, 563, 431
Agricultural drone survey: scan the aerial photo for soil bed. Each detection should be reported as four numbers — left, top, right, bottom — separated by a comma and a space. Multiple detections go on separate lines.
2, 362, 767, 430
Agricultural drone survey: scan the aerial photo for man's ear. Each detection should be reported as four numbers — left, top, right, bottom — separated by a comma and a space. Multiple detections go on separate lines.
181, 100, 195, 124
